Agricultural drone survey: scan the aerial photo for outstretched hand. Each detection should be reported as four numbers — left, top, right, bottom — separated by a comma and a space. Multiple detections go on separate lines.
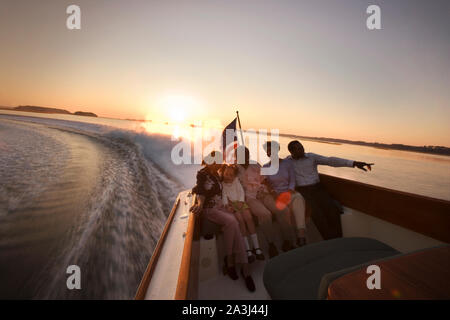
353, 161, 374, 172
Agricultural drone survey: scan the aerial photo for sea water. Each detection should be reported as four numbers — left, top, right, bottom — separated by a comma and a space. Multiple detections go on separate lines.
0, 110, 449, 299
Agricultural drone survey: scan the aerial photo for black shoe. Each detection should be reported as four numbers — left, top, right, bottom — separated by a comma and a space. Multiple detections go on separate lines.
254, 248, 265, 260
223, 257, 238, 280
296, 237, 307, 247
241, 268, 256, 292
268, 243, 279, 258
247, 250, 256, 264
282, 240, 294, 252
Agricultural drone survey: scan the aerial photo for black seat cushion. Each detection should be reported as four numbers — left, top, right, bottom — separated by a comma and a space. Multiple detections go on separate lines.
263, 237, 400, 300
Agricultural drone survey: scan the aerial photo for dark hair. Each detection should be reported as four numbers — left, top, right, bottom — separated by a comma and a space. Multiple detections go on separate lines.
201, 150, 223, 165
263, 140, 279, 151
219, 164, 238, 181
288, 140, 302, 153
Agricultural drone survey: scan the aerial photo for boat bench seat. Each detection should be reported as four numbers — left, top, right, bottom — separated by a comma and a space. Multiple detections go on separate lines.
263, 237, 400, 300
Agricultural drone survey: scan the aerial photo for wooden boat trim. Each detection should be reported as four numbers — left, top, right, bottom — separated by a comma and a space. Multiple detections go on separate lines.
135, 196, 180, 300
319, 174, 450, 243
174, 208, 197, 299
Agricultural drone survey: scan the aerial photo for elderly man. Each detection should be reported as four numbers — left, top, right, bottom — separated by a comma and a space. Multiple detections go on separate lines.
262, 141, 307, 249
287, 140, 374, 240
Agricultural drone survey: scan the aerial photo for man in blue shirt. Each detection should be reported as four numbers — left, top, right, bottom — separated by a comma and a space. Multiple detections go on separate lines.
262, 141, 307, 248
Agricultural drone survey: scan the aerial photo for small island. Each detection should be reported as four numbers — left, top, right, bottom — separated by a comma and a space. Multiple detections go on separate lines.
74, 111, 98, 117
15, 105, 71, 114
10, 105, 97, 117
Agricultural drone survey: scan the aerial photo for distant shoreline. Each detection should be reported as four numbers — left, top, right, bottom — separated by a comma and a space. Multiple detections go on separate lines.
1, 106, 448, 156
0, 105, 97, 117
279, 133, 450, 157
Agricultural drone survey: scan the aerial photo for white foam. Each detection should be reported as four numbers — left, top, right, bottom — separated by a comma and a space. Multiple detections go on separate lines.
0, 112, 199, 189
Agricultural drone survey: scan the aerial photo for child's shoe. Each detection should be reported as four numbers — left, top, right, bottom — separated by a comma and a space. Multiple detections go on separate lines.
247, 250, 256, 263
254, 248, 265, 260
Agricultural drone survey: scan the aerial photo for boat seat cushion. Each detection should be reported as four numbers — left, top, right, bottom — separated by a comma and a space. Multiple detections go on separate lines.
263, 237, 400, 300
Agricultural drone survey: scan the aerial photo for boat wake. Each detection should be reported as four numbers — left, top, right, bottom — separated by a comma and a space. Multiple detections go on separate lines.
0, 114, 198, 299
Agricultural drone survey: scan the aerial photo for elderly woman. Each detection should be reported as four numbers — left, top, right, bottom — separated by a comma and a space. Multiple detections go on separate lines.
190, 151, 255, 292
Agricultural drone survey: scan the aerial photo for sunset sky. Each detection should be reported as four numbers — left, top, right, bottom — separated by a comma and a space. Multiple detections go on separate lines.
0, 0, 449, 146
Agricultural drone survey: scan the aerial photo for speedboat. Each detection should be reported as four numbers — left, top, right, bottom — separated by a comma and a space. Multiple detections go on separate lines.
135, 174, 450, 300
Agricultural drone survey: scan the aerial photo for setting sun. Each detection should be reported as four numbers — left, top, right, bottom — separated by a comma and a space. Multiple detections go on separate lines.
162, 95, 196, 123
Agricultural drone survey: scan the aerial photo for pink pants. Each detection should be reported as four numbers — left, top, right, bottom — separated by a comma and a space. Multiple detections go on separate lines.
203, 207, 248, 264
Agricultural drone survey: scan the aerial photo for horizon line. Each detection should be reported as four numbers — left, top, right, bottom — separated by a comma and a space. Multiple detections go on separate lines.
1, 105, 449, 150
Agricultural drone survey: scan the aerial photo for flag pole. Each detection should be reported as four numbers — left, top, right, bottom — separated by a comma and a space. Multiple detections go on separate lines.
236, 110, 245, 147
